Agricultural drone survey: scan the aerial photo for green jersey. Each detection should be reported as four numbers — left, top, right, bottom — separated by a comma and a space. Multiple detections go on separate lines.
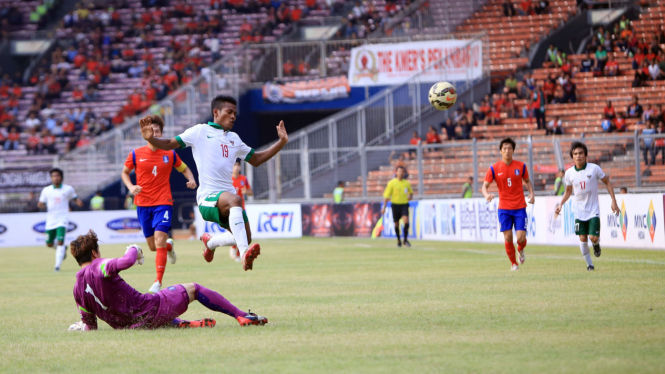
333, 187, 344, 204
462, 183, 473, 198
554, 177, 564, 196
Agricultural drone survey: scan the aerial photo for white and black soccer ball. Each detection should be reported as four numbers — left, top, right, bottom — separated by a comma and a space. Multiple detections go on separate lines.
428, 82, 457, 110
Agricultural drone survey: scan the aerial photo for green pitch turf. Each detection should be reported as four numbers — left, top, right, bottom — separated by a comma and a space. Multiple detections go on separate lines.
1, 238, 664, 374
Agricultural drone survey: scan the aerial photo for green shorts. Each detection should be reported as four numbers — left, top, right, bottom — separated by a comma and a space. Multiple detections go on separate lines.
199, 191, 248, 230
46, 226, 66, 244
575, 217, 600, 236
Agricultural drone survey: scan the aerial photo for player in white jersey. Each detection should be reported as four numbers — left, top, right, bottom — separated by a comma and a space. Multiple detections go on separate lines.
139, 95, 288, 271
38, 168, 83, 272
555, 142, 619, 271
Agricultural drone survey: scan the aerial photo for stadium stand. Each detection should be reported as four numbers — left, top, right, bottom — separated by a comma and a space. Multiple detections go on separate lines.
0, 0, 341, 160
324, 0, 665, 199
456, 0, 577, 79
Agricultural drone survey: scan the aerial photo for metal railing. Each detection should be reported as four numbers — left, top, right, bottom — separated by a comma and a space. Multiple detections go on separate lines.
245, 0, 488, 82
248, 133, 665, 202
249, 33, 490, 201
369, 0, 487, 38
246, 32, 489, 83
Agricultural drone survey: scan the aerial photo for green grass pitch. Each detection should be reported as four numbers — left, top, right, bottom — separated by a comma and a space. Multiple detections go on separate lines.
1, 237, 664, 374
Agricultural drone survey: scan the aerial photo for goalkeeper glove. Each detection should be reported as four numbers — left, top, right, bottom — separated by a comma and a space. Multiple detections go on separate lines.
126, 244, 144, 265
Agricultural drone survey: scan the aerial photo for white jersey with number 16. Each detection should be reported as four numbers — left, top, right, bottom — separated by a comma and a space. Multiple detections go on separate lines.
564, 162, 605, 221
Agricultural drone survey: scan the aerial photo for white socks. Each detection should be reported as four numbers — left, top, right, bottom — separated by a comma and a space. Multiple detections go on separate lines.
228, 207, 249, 255
579, 241, 593, 267
55, 245, 66, 269
208, 231, 236, 249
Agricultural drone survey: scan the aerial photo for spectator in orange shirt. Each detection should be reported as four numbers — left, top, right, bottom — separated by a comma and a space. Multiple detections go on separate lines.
76, 134, 91, 148
46, 79, 62, 100
283, 59, 295, 76
27, 128, 41, 154
72, 86, 85, 102
408, 130, 421, 159
615, 112, 627, 132
11, 83, 22, 98
604, 56, 619, 76
487, 105, 502, 126
517, 0, 531, 15
604, 100, 616, 120
4, 127, 20, 150
112, 111, 125, 126
129, 88, 142, 111
138, 94, 152, 113
40, 128, 56, 152
478, 99, 491, 124
425, 125, 441, 147
240, 18, 252, 34
297, 59, 309, 76
290, 6, 302, 22
0, 83, 9, 99
7, 95, 19, 116
73, 53, 86, 68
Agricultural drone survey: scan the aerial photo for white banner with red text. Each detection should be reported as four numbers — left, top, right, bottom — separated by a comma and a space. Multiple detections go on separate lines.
347, 39, 483, 87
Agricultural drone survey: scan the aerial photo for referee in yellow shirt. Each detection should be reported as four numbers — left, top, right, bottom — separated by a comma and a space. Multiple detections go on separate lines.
381, 166, 413, 247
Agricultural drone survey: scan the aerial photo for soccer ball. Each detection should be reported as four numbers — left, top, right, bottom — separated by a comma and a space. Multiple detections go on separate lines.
428, 82, 457, 110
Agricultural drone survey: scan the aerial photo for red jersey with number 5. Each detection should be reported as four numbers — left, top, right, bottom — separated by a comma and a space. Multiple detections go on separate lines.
484, 160, 528, 210
124, 146, 185, 207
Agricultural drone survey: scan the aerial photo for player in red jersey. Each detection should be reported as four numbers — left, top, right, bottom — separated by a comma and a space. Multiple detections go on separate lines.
229, 159, 253, 261
482, 138, 535, 271
121, 115, 197, 293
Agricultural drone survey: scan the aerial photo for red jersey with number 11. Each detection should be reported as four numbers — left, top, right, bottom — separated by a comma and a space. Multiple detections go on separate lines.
124, 146, 185, 207
484, 160, 528, 210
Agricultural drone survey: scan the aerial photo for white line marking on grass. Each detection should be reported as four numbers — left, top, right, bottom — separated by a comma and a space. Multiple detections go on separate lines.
450, 248, 665, 266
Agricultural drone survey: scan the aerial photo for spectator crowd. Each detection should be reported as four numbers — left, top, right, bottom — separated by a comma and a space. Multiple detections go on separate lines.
1, 0, 334, 155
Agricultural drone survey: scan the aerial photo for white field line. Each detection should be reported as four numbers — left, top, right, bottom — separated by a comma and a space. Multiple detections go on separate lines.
436, 247, 665, 266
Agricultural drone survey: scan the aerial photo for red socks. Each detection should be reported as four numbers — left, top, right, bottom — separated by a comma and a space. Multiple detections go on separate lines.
155, 247, 167, 283
517, 239, 527, 252
504, 241, 517, 265
166, 241, 173, 252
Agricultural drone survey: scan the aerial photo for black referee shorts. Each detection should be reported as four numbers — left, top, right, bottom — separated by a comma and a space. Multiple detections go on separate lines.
391, 203, 409, 223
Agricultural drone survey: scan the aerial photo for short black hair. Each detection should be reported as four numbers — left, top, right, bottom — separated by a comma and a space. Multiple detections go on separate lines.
211, 95, 237, 116
96, 190, 102, 195
570, 141, 588, 158
49, 168, 63, 178
234, 158, 241, 165
396, 165, 407, 173
499, 137, 516, 151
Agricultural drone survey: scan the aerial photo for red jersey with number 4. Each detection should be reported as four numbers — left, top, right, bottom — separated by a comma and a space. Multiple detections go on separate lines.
232, 174, 250, 208
484, 160, 528, 210
124, 146, 184, 207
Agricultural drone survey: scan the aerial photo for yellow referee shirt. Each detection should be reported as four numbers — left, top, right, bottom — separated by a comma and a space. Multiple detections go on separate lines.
383, 178, 413, 204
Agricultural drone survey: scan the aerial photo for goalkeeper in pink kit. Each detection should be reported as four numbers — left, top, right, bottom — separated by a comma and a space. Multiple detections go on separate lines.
69, 230, 267, 330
